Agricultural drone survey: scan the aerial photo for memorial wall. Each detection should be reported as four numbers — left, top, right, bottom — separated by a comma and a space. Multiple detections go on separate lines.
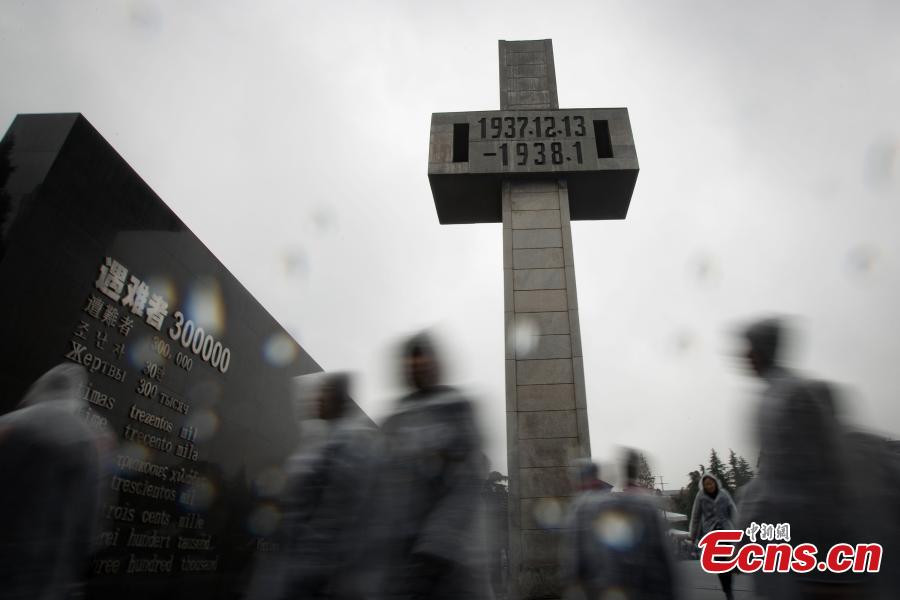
0, 114, 327, 598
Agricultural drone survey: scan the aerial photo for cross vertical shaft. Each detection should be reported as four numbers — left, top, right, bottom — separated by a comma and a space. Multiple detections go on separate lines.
500, 40, 591, 600
499, 39, 559, 110
427, 36, 639, 600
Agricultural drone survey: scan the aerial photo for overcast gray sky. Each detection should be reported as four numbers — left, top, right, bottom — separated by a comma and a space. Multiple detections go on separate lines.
3, 0, 899, 489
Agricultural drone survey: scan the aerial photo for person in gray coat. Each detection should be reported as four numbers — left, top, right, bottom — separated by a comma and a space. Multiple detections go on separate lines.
362, 333, 491, 600
247, 373, 375, 600
690, 474, 737, 600
0, 364, 108, 600
736, 317, 869, 598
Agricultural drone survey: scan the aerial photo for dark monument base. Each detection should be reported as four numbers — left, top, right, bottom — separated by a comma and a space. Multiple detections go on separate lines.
1, 114, 327, 599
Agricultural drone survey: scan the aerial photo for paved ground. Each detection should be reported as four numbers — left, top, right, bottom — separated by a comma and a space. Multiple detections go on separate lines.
677, 560, 754, 599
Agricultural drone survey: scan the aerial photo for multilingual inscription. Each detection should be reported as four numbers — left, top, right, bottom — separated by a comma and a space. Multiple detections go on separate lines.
95, 257, 169, 331
122, 424, 174, 453
65, 340, 127, 382
110, 475, 178, 501
82, 380, 117, 410
129, 405, 174, 433
66, 256, 236, 577
168, 311, 231, 373
0, 114, 315, 598
92, 255, 235, 372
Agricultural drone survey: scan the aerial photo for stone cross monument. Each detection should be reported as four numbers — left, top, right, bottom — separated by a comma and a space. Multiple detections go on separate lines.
427, 39, 638, 599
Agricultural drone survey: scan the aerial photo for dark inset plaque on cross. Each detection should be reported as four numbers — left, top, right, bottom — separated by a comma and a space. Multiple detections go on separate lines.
429, 107, 637, 222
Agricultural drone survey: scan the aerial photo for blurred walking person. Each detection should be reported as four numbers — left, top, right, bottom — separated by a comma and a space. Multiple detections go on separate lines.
565, 450, 675, 600
0, 364, 109, 600
689, 474, 737, 600
735, 317, 869, 598
361, 333, 492, 600
247, 373, 375, 600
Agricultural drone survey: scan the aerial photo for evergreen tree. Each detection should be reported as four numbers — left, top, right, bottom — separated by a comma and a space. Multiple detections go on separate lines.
727, 449, 740, 491
635, 452, 656, 489
670, 450, 757, 521
673, 469, 701, 518
707, 449, 732, 494
723, 449, 755, 494
734, 454, 754, 491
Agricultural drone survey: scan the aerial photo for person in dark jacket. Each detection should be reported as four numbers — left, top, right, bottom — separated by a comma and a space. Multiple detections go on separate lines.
0, 364, 108, 600
690, 474, 737, 600
565, 451, 675, 600
362, 333, 492, 600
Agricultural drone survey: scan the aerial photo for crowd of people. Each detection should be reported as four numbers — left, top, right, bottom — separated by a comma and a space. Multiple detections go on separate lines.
2, 321, 900, 600
0, 333, 495, 600
248, 333, 493, 600
564, 318, 900, 600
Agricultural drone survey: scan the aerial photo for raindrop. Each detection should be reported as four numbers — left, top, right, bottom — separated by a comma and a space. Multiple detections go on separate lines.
513, 318, 538, 357
593, 510, 640, 550
847, 244, 880, 276
263, 332, 298, 367
863, 139, 899, 189
283, 248, 309, 279
185, 278, 225, 337
247, 503, 281, 536
254, 467, 287, 498
180, 478, 216, 512
185, 407, 220, 442
670, 330, 695, 356
532, 498, 563, 529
